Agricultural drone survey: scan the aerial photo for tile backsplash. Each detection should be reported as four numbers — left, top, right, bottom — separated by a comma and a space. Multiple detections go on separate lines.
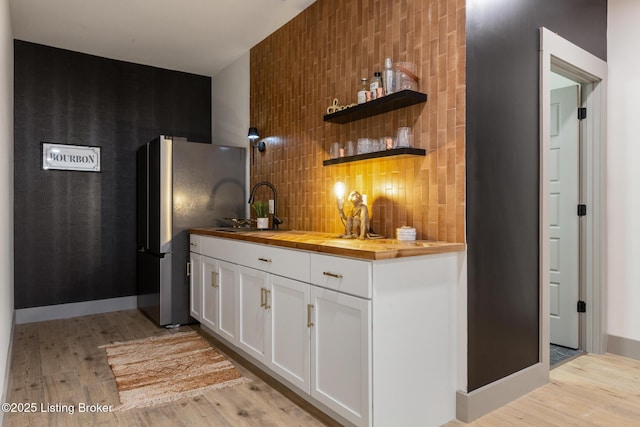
250, 0, 465, 242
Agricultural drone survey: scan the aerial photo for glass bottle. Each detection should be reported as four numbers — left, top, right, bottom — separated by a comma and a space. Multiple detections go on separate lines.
369, 71, 382, 100
357, 77, 369, 104
383, 57, 394, 95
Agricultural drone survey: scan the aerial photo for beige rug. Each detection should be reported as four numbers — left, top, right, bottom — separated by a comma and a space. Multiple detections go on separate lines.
100, 331, 249, 411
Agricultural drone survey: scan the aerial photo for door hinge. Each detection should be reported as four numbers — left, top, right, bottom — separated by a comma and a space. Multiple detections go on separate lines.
578, 107, 587, 120
577, 204, 587, 216
577, 300, 586, 313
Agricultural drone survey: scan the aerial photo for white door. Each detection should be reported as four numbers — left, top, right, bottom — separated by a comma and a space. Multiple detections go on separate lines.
237, 266, 270, 364
269, 275, 311, 393
189, 253, 202, 321
218, 260, 238, 345
549, 84, 580, 349
310, 286, 371, 427
201, 256, 219, 333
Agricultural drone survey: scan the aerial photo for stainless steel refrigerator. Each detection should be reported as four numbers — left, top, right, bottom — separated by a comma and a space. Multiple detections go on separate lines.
136, 135, 246, 326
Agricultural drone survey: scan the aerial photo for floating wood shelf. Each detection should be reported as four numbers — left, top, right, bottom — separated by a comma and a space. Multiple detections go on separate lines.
323, 147, 426, 166
323, 90, 428, 124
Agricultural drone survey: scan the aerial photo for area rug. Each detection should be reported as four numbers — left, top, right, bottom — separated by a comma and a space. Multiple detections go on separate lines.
100, 331, 249, 411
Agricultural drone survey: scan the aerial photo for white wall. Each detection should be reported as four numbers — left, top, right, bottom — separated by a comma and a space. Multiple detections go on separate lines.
0, 0, 14, 410
607, 0, 640, 342
211, 52, 251, 217
211, 52, 250, 148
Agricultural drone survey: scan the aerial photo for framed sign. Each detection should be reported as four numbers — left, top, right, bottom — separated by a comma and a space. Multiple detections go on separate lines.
42, 142, 101, 172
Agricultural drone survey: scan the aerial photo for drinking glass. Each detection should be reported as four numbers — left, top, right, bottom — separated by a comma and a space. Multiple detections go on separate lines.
345, 141, 355, 156
396, 127, 412, 147
330, 142, 340, 158
357, 138, 368, 154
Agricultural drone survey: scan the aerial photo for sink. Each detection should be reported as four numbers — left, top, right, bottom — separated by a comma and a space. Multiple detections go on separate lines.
350, 238, 441, 247
213, 227, 286, 233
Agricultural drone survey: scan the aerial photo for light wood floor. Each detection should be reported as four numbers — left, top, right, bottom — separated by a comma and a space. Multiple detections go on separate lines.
4, 309, 332, 427
446, 352, 640, 427
5, 309, 640, 427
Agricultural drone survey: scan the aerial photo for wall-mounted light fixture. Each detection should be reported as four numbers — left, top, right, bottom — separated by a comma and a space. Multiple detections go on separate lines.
248, 127, 259, 140
248, 127, 265, 152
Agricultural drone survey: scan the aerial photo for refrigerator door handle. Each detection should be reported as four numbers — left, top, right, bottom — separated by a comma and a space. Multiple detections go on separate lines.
159, 137, 173, 253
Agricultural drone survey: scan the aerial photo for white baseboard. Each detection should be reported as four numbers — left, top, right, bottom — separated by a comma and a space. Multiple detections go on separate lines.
15, 296, 138, 324
0, 312, 15, 426
608, 334, 640, 360
456, 363, 549, 422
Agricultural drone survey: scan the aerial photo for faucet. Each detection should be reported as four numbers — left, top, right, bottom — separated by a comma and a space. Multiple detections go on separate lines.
248, 181, 283, 229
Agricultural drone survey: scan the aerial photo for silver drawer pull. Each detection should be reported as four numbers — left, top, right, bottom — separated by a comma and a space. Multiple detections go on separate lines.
190, 242, 198, 247
258, 257, 272, 263
323, 271, 343, 279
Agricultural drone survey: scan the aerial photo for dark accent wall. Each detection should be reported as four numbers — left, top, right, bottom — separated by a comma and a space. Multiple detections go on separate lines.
14, 41, 211, 309
465, 0, 606, 391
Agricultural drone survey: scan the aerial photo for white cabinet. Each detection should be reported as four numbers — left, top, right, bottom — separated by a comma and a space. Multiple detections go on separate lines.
237, 268, 313, 395
190, 233, 238, 346
201, 256, 219, 332
237, 266, 270, 364
310, 286, 371, 427
189, 252, 202, 321
217, 260, 238, 344
270, 275, 311, 394
190, 233, 459, 427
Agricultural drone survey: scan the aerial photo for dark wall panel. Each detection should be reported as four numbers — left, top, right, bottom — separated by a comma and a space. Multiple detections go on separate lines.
14, 41, 211, 309
465, 0, 606, 391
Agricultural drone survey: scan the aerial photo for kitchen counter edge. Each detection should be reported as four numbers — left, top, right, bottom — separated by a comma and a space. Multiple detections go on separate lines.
189, 228, 465, 261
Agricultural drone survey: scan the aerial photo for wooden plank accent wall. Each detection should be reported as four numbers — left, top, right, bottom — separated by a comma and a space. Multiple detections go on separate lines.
250, 0, 465, 242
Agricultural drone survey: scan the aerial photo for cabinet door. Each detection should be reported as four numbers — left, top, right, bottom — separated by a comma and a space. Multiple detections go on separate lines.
218, 260, 238, 345
201, 256, 219, 333
189, 253, 202, 321
311, 286, 371, 427
237, 266, 270, 364
269, 275, 311, 394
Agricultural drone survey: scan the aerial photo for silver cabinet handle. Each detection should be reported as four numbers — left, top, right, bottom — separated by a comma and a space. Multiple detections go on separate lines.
264, 289, 271, 310
259, 288, 271, 309
186, 262, 191, 277
190, 242, 198, 247
307, 304, 314, 328
323, 271, 343, 279
211, 271, 219, 288
258, 257, 272, 263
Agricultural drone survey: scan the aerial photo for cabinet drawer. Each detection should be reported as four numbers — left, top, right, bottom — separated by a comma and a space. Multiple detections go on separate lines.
195, 236, 310, 282
241, 243, 310, 282
189, 234, 203, 254
310, 254, 372, 299
197, 236, 246, 261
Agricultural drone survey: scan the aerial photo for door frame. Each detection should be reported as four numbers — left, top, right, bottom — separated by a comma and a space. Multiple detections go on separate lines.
539, 27, 608, 370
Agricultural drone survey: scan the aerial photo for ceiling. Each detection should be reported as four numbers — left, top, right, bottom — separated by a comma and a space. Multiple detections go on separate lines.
9, 0, 316, 77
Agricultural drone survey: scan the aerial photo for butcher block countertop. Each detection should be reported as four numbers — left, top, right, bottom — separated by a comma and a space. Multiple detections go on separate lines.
190, 228, 465, 261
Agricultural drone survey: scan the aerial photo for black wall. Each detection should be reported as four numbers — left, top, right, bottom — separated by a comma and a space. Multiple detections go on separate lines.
465, 0, 607, 391
14, 41, 212, 309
